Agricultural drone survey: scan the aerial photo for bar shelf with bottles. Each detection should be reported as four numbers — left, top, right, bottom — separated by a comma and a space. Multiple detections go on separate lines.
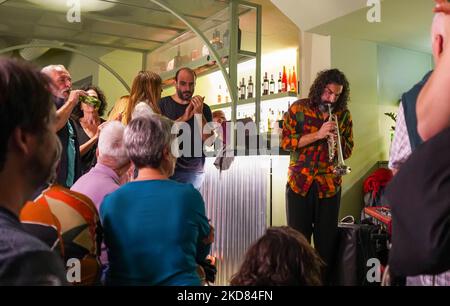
145, 5, 253, 87
210, 65, 299, 135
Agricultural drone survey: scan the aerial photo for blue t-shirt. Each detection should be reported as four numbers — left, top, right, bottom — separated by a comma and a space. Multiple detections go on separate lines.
100, 179, 211, 286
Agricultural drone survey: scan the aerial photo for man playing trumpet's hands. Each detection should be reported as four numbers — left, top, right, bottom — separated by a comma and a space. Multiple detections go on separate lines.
282, 69, 354, 284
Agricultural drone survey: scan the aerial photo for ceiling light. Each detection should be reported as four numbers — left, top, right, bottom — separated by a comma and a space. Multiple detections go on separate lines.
26, 0, 116, 12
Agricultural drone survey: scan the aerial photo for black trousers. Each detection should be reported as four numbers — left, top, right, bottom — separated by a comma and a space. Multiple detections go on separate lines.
286, 183, 341, 281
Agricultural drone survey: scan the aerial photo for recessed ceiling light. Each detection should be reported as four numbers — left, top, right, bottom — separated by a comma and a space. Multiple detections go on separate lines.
27, 0, 116, 12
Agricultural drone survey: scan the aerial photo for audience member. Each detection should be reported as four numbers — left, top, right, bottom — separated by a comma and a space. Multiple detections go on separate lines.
100, 115, 212, 285
230, 226, 324, 286
0, 58, 66, 285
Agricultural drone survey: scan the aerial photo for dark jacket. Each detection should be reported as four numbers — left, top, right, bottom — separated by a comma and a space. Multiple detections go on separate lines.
401, 71, 432, 150
0, 207, 66, 285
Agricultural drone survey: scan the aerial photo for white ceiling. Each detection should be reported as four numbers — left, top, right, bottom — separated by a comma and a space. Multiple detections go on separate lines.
270, 0, 368, 31
271, 0, 434, 54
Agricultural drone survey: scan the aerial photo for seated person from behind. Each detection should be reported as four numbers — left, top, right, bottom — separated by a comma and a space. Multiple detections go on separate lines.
71, 121, 130, 269
71, 121, 130, 211
100, 114, 212, 286
20, 140, 102, 285
230, 226, 324, 286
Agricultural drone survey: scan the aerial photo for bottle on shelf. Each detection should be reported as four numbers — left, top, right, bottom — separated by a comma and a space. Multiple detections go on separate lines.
267, 108, 273, 133
173, 46, 182, 68
282, 66, 288, 93
288, 68, 292, 92
269, 74, 275, 95
223, 29, 230, 49
291, 66, 297, 93
263, 72, 269, 95
225, 87, 230, 103
211, 29, 223, 50
240, 77, 246, 100
247, 76, 254, 99
278, 72, 282, 93
217, 85, 222, 104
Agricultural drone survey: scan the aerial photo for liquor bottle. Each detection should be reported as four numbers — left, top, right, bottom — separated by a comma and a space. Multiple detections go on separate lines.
174, 46, 182, 68
263, 72, 269, 95
223, 29, 230, 49
267, 108, 273, 133
278, 72, 282, 93
269, 74, 275, 94
240, 77, 246, 100
282, 66, 288, 92
247, 76, 254, 99
217, 85, 222, 104
211, 29, 223, 50
225, 87, 230, 103
288, 68, 292, 92
290, 66, 297, 93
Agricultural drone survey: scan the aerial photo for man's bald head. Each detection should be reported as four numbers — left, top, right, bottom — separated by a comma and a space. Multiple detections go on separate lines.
431, 13, 450, 64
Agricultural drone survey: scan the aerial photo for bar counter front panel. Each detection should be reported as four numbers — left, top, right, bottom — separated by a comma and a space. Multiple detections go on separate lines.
200, 154, 290, 285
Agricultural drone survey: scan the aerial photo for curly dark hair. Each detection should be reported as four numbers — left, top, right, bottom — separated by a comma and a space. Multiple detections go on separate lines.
229, 226, 324, 286
308, 69, 350, 112
72, 84, 108, 119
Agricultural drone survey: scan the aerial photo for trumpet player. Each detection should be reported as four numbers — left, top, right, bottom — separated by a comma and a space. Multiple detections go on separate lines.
282, 69, 354, 283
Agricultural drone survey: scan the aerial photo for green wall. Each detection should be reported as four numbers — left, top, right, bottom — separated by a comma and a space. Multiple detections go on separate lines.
331, 36, 382, 220
330, 37, 433, 221
98, 50, 142, 115
377, 44, 433, 160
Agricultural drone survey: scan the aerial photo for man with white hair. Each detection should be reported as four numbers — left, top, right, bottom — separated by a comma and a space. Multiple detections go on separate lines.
71, 121, 130, 211
41, 64, 86, 188
71, 121, 130, 271
388, 11, 450, 286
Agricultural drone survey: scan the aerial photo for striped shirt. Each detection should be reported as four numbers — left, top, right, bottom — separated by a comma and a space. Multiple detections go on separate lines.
389, 104, 450, 286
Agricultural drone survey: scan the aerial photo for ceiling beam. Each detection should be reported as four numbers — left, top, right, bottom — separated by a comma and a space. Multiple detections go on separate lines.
99, 0, 209, 20
1, 1, 187, 33
82, 12, 186, 33
0, 31, 150, 53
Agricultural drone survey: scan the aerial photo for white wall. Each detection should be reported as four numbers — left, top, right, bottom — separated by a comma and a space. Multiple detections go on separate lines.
300, 32, 331, 98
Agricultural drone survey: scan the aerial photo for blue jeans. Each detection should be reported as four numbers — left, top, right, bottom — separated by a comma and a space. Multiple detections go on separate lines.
170, 170, 205, 190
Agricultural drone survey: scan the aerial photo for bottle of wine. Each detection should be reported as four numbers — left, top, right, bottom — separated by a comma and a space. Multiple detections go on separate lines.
290, 66, 297, 93
174, 46, 182, 68
278, 72, 282, 93
263, 72, 269, 95
282, 66, 288, 93
247, 76, 253, 99
217, 85, 222, 104
269, 74, 275, 95
225, 87, 230, 103
288, 68, 292, 92
267, 108, 273, 133
240, 77, 246, 100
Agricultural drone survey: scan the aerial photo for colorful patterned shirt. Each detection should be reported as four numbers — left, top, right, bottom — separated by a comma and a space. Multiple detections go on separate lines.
282, 98, 354, 198
20, 184, 102, 285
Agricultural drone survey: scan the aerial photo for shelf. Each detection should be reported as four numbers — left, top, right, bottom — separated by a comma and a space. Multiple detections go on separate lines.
209, 91, 299, 110
160, 48, 256, 87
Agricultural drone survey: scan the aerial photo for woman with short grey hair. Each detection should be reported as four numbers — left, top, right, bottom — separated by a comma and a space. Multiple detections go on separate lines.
100, 114, 212, 286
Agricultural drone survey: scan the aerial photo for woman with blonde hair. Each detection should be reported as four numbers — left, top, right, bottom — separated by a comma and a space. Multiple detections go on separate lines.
125, 70, 162, 124
107, 71, 162, 125
107, 95, 129, 125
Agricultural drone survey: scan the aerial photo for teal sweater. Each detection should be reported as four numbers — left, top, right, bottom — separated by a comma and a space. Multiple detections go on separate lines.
100, 179, 211, 286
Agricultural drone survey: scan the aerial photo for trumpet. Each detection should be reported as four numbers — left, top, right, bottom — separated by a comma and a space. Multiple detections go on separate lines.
327, 103, 351, 176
